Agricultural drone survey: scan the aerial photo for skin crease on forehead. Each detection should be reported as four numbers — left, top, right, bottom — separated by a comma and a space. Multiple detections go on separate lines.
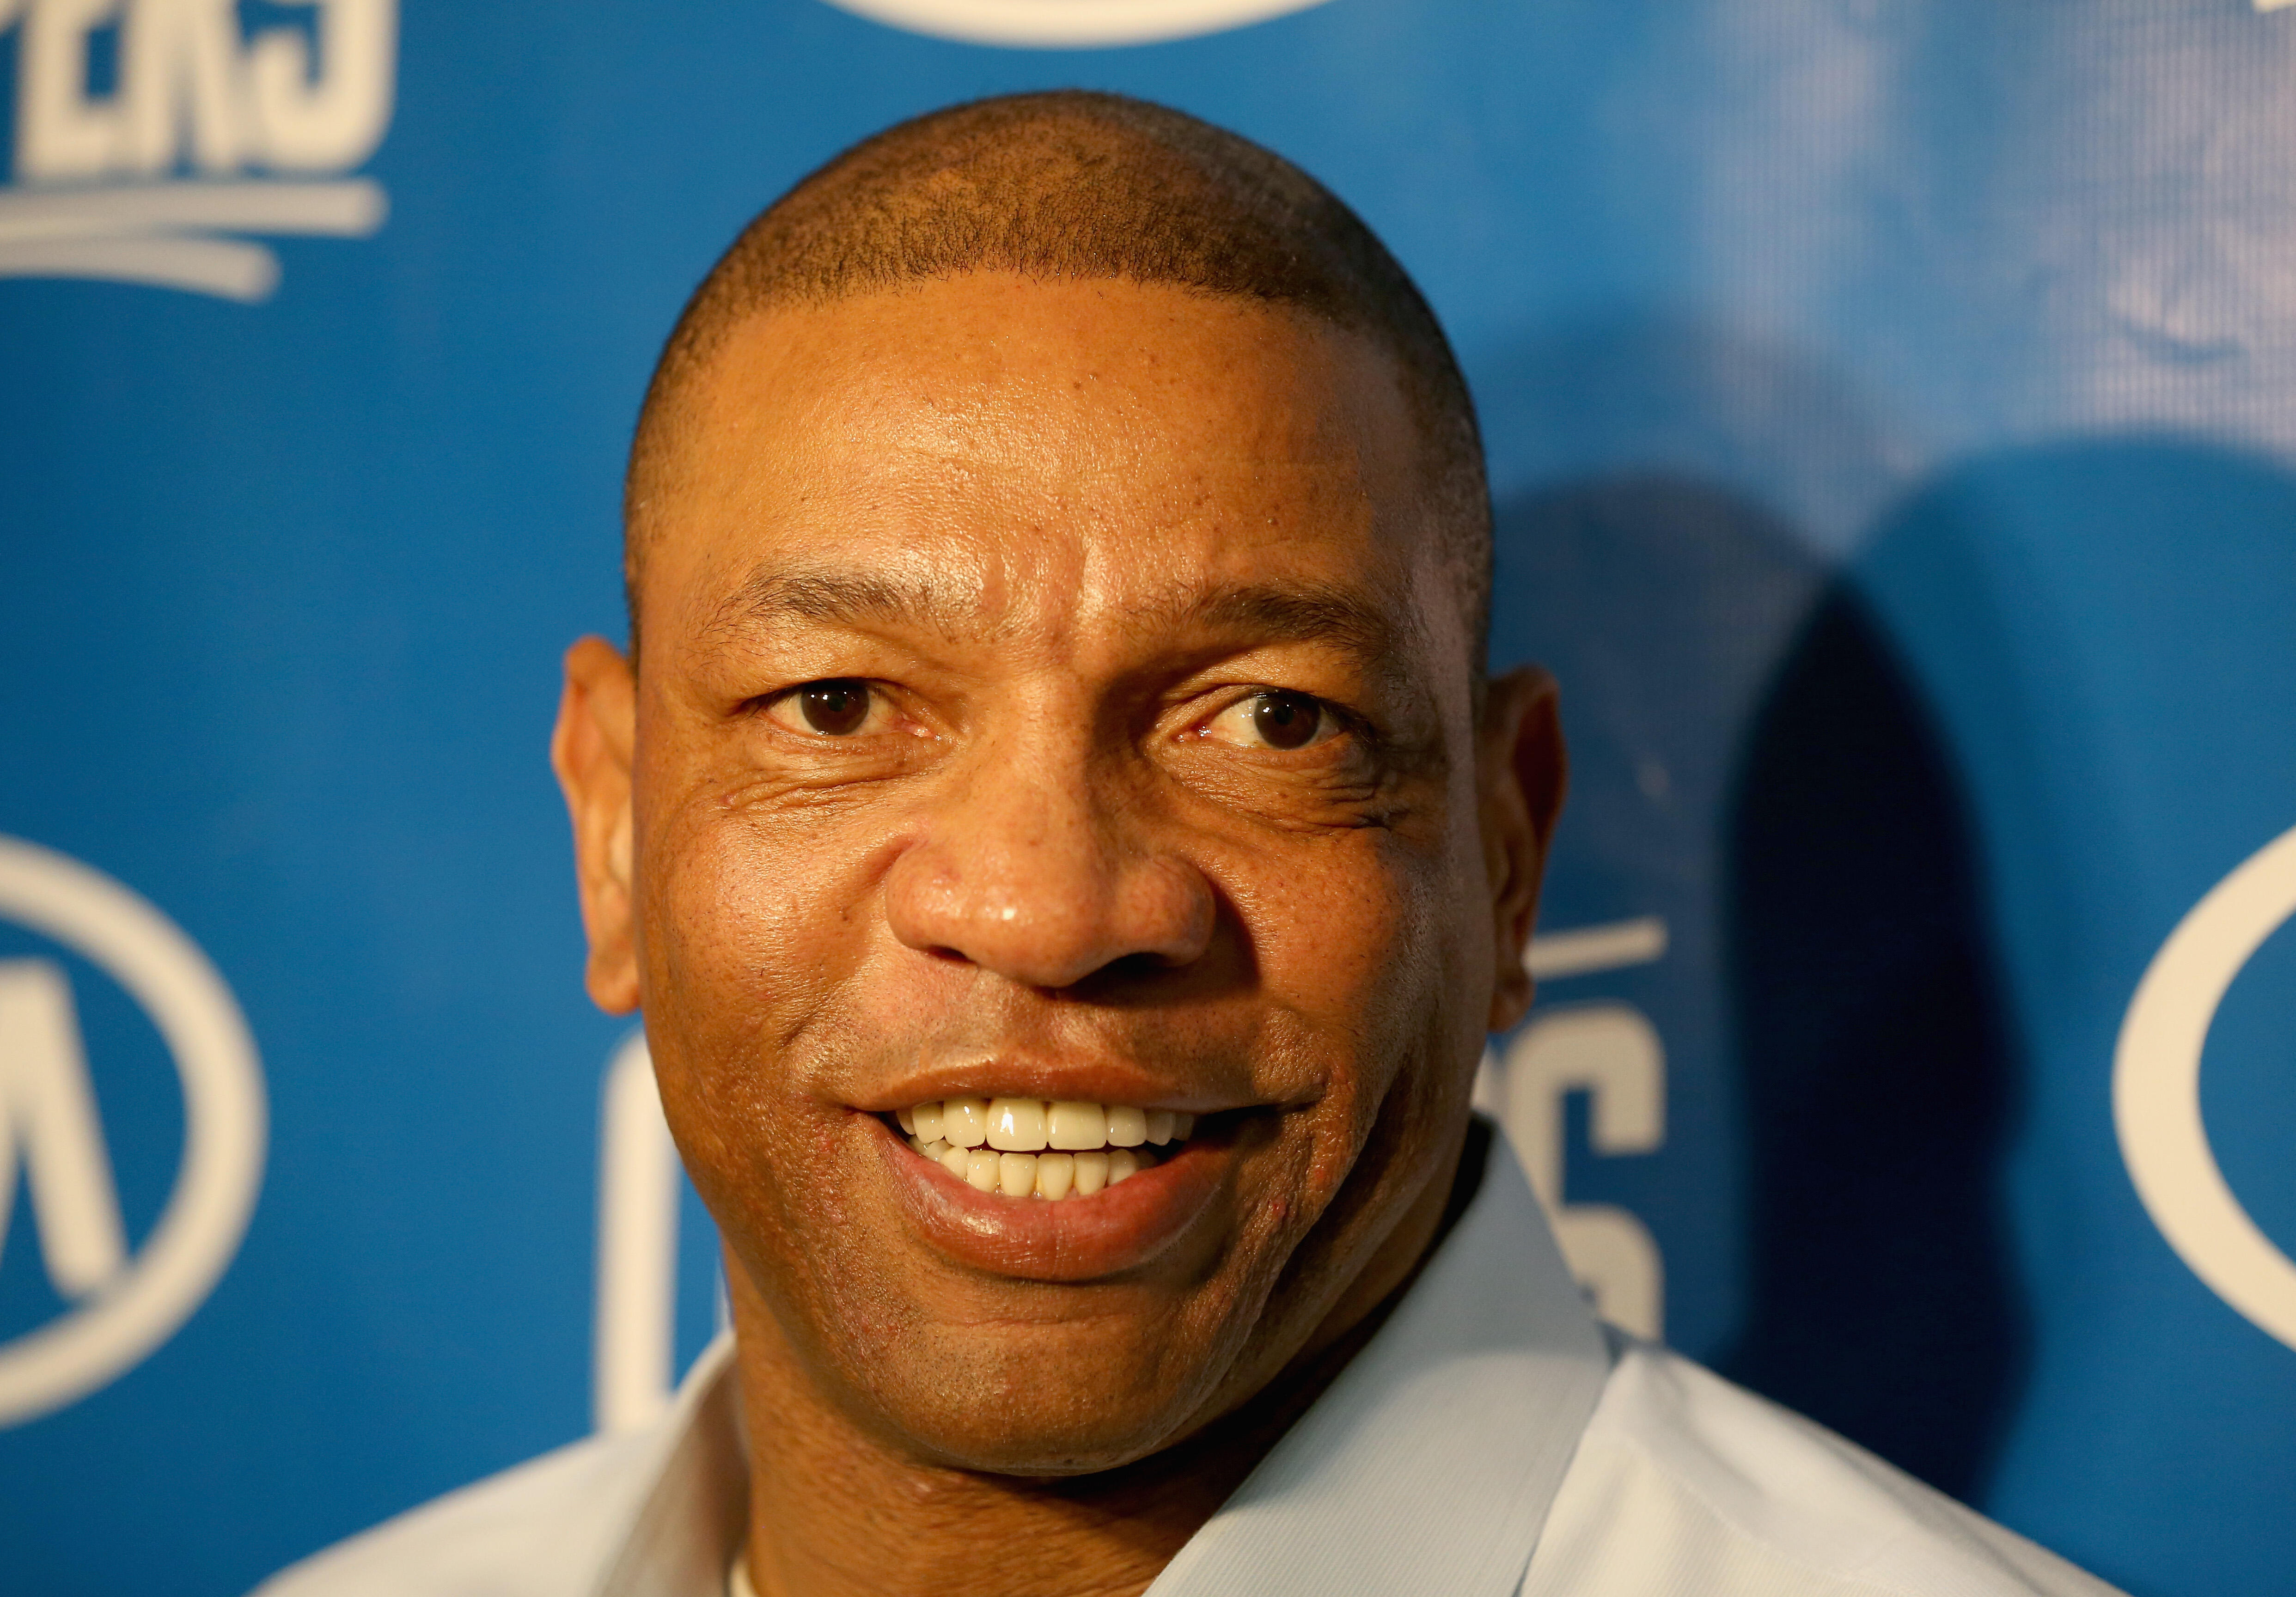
551, 270, 1563, 1597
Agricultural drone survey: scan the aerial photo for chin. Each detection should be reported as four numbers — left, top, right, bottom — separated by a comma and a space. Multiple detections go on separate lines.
887, 1407, 1191, 1477
845, 1328, 1222, 1477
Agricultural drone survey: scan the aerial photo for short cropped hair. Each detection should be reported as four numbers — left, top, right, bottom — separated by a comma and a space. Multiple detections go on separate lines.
625, 90, 1491, 670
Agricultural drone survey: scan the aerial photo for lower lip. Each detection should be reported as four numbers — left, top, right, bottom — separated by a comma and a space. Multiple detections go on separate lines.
868, 1113, 1230, 1281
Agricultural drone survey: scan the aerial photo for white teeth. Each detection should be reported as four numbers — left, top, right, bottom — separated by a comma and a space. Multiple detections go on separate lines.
1047, 1101, 1108, 1150
897, 1097, 1198, 1195
943, 1097, 989, 1149
987, 1098, 1048, 1152
921, 1138, 1152, 1199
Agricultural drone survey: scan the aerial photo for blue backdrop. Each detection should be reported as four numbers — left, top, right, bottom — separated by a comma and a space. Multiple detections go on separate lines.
2, 2, 2292, 1593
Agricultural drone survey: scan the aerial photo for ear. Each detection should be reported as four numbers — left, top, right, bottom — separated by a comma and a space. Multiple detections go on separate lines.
1478, 665, 1567, 1034
550, 636, 641, 1014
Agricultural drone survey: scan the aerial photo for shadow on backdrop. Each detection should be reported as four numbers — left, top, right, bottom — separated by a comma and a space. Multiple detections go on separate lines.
1478, 311, 2027, 1499
1492, 465, 2028, 1506
1490, 474, 1828, 1361
1714, 577, 2028, 1504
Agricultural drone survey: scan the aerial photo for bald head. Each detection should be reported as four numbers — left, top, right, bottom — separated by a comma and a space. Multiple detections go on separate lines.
624, 91, 1491, 666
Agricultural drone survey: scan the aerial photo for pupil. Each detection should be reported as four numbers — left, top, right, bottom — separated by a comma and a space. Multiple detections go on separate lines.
800, 683, 869, 736
1252, 693, 1319, 750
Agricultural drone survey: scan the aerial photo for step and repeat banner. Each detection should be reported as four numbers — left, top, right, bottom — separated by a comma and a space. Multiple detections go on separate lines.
3, 1, 2293, 1592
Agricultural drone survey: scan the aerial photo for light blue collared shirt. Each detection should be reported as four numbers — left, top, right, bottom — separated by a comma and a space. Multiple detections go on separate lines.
257, 1140, 2119, 1597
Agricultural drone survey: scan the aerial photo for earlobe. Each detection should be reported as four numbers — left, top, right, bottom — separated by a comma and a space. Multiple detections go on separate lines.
1478, 666, 1567, 1034
550, 636, 642, 1015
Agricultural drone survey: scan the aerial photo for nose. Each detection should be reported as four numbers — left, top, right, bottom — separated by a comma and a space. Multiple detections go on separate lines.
883, 738, 1215, 990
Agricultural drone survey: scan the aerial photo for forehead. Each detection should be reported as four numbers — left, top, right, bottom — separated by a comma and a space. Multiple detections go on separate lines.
640, 273, 1452, 657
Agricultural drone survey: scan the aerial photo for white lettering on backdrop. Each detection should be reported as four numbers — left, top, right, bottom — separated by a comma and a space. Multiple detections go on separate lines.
0, 0, 394, 300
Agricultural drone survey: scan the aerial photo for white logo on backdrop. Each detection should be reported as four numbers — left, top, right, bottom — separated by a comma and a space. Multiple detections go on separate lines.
2116, 823, 2296, 1351
0, 0, 395, 302
818, 0, 1329, 48
0, 836, 265, 1426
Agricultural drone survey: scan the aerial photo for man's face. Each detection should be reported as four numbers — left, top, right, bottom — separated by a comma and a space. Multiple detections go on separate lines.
558, 273, 1556, 1474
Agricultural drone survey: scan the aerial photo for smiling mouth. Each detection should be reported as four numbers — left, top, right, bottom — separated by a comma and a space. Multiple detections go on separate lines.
887, 1097, 1200, 1200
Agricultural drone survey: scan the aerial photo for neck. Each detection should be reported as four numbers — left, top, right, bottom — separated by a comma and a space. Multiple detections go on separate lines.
729, 1123, 1487, 1597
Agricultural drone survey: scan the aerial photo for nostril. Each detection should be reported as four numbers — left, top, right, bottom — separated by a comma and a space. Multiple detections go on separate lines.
1098, 950, 1176, 982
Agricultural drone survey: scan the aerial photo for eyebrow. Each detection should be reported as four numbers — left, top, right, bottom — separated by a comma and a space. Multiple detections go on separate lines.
1151, 581, 1402, 660
700, 567, 963, 640
702, 563, 1407, 661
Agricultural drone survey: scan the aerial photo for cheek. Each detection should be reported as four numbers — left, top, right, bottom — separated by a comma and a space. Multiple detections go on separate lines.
635, 798, 897, 1255
642, 796, 888, 1056
1221, 831, 1463, 1231
1232, 833, 1450, 1059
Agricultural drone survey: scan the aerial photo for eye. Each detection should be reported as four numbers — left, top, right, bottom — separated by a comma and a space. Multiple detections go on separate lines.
767, 679, 878, 737
1200, 690, 1340, 751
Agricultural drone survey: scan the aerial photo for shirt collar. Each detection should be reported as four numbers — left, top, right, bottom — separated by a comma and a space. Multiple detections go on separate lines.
1142, 1134, 1612, 1597
593, 1325, 746, 1597
596, 1129, 1610, 1597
